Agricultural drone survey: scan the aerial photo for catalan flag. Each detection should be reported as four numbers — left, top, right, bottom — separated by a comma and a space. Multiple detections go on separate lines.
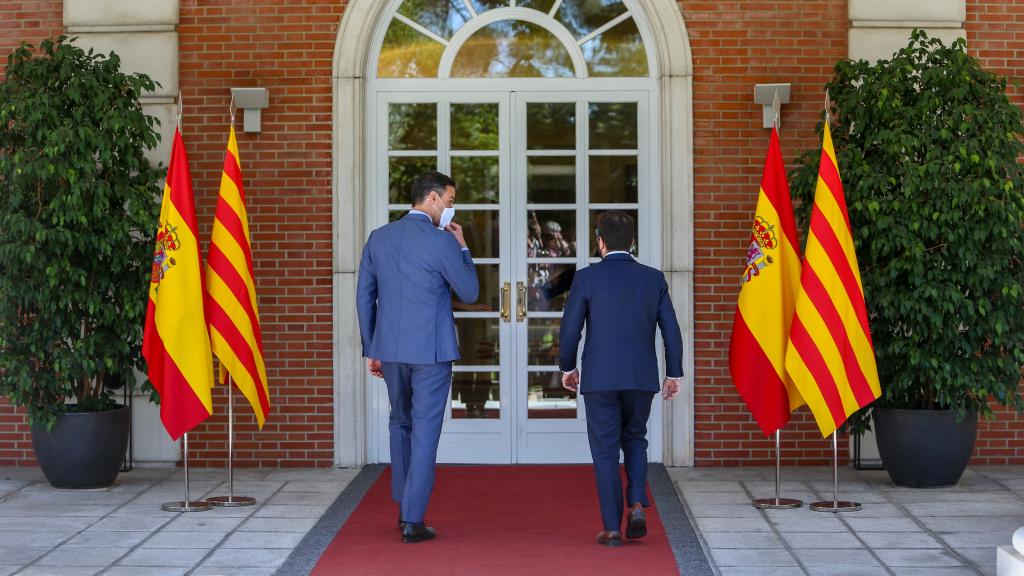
784, 121, 881, 437
204, 126, 271, 427
143, 128, 216, 440
729, 127, 806, 436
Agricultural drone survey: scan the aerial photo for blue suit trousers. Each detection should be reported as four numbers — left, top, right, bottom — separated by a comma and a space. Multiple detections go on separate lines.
381, 361, 452, 524
584, 390, 655, 532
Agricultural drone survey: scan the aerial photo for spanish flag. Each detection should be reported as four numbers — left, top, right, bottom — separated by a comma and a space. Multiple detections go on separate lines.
204, 126, 271, 427
729, 127, 806, 436
143, 128, 216, 440
784, 122, 881, 437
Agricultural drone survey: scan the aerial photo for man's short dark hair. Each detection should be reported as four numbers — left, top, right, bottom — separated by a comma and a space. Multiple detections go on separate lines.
410, 171, 456, 205
595, 211, 635, 252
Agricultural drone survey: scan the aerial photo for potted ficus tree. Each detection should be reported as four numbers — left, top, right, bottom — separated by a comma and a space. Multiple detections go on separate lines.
790, 30, 1024, 488
0, 37, 161, 488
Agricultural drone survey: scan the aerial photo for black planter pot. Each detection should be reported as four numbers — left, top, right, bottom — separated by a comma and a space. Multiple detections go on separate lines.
873, 407, 977, 488
31, 405, 129, 489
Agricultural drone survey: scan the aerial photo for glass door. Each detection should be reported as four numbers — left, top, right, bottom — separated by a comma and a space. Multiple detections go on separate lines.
512, 92, 650, 463
372, 90, 655, 464
376, 92, 514, 464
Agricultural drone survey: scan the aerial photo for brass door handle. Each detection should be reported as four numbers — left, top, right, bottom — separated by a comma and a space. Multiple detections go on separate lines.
500, 281, 511, 323
516, 281, 527, 322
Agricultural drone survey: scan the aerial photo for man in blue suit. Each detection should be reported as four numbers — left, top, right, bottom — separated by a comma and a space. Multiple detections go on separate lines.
357, 171, 479, 543
559, 210, 684, 547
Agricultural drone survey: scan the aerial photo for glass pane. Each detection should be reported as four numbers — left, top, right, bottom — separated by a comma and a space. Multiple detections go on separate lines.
589, 156, 638, 203
459, 210, 500, 258
528, 264, 575, 312
527, 210, 575, 258
397, 0, 473, 39
451, 156, 499, 204
528, 371, 577, 419
455, 317, 500, 365
527, 103, 575, 150
590, 209, 638, 257
528, 318, 561, 365
451, 20, 574, 78
451, 103, 499, 150
582, 17, 649, 77
589, 102, 637, 149
459, 264, 499, 311
389, 156, 437, 204
378, 18, 444, 78
519, 0, 557, 12
527, 157, 575, 204
389, 103, 436, 151
469, 0, 507, 12
556, 0, 627, 40
452, 371, 500, 419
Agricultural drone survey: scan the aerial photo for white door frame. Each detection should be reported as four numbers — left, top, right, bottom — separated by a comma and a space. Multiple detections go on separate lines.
332, 0, 695, 467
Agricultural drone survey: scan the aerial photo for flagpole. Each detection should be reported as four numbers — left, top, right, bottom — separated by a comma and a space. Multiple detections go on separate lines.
209, 376, 256, 507
810, 432, 861, 512
752, 430, 802, 509
162, 432, 212, 512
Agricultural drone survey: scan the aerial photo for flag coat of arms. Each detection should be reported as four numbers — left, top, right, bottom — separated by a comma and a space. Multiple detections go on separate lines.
205, 126, 271, 427
142, 128, 216, 441
729, 127, 806, 436
784, 122, 881, 437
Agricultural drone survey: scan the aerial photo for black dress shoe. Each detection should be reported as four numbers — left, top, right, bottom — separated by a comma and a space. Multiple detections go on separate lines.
626, 506, 647, 539
596, 530, 623, 547
402, 522, 436, 543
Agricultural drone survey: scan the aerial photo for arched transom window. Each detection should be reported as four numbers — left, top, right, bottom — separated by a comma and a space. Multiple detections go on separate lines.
377, 0, 651, 78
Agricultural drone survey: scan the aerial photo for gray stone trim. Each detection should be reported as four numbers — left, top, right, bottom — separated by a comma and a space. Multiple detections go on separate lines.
275, 465, 385, 576
648, 464, 716, 576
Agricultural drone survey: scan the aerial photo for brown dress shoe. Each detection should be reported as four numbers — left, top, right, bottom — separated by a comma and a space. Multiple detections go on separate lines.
596, 530, 623, 547
626, 504, 647, 539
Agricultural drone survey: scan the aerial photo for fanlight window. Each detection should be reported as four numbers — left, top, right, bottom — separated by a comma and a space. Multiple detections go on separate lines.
377, 0, 650, 78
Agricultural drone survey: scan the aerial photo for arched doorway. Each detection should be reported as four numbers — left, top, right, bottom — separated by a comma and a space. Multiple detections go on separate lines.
332, 0, 694, 467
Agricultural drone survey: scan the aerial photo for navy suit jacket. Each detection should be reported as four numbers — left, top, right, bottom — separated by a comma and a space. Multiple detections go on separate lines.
558, 253, 684, 394
357, 212, 479, 364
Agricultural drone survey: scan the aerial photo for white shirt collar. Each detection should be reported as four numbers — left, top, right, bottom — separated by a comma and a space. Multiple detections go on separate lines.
605, 251, 632, 257
408, 209, 430, 218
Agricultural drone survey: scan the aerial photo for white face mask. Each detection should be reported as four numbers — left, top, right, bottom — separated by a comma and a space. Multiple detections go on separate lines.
431, 194, 455, 230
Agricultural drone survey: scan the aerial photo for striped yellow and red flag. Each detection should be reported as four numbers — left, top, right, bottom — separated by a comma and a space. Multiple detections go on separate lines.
204, 125, 271, 427
784, 122, 881, 437
143, 128, 216, 440
729, 127, 806, 436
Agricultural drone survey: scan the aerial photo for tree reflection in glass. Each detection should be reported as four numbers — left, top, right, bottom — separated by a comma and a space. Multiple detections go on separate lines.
451, 20, 575, 77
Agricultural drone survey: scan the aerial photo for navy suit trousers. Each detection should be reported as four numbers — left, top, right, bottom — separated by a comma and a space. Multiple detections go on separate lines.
381, 361, 452, 524
583, 390, 655, 532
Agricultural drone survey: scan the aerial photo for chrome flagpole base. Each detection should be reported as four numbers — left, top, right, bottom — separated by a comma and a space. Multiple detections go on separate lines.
208, 495, 256, 507
810, 500, 862, 512
161, 500, 212, 512
752, 497, 803, 509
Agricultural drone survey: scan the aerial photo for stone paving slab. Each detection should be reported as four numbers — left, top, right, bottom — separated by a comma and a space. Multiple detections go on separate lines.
0, 465, 1019, 575
671, 465, 1022, 576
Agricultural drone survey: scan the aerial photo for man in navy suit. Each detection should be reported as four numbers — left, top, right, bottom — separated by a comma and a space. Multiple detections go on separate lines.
357, 171, 479, 543
559, 210, 684, 547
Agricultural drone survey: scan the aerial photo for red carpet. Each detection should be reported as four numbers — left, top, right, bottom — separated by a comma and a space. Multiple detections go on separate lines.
311, 466, 680, 576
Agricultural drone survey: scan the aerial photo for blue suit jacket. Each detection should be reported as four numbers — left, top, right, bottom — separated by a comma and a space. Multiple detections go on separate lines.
357, 212, 479, 364
559, 253, 684, 393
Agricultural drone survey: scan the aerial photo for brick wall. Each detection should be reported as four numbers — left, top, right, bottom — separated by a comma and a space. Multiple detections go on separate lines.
0, 0, 63, 467
176, 0, 343, 467
683, 0, 852, 466
964, 0, 1024, 466
2, 0, 1024, 468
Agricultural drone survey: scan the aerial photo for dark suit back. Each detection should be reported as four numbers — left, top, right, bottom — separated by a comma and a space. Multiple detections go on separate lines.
356, 212, 478, 364
558, 253, 683, 393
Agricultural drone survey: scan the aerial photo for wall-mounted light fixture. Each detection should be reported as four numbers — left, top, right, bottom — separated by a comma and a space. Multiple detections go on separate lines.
230, 87, 270, 133
753, 83, 791, 129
